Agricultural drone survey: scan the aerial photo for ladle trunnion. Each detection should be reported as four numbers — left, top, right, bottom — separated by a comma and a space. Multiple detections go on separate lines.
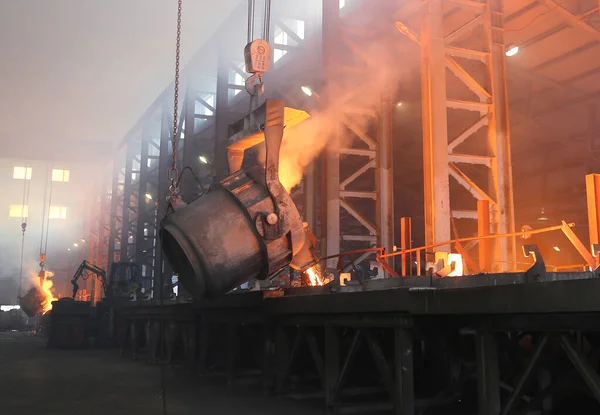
160, 99, 319, 299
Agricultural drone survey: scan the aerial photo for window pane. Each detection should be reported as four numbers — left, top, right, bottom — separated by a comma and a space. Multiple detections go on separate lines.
9, 205, 28, 218
13, 166, 31, 180
49, 206, 67, 219
51, 169, 70, 182
52, 169, 62, 182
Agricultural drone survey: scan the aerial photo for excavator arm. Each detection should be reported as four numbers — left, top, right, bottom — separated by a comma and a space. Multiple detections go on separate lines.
71, 260, 107, 300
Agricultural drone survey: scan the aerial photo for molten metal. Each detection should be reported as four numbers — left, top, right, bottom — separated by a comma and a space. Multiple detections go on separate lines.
306, 267, 323, 286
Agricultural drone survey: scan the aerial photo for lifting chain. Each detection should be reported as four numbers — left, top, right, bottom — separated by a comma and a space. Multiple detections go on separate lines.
168, 0, 183, 200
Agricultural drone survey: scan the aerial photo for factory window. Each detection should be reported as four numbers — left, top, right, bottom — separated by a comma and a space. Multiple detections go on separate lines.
52, 169, 70, 183
273, 19, 305, 63
195, 93, 216, 117
48, 206, 67, 220
13, 166, 32, 180
9, 204, 28, 218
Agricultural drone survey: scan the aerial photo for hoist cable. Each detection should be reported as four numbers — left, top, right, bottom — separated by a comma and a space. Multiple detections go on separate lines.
247, 0, 255, 43
167, 0, 183, 201
39, 167, 49, 255
43, 179, 54, 255
263, 0, 271, 40
159, 3, 182, 413
17, 173, 31, 300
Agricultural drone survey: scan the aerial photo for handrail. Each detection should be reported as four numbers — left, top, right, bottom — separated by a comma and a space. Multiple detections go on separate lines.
379, 223, 574, 259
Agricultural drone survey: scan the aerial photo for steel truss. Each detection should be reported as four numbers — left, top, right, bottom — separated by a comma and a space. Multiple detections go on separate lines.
321, 0, 395, 272
403, 0, 516, 271
115, 277, 600, 415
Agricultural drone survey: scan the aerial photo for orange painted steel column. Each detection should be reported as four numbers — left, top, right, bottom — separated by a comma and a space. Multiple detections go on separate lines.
478, 200, 491, 272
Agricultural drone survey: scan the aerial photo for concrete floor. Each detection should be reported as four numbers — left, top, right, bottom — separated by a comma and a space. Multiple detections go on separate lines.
0, 331, 323, 415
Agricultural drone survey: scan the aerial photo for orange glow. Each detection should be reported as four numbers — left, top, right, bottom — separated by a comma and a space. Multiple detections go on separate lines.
32, 270, 58, 313
306, 266, 323, 286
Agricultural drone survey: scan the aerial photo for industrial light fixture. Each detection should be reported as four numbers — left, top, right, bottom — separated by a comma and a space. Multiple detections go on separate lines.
80, 238, 86, 243
301, 86, 313, 97
73, 243, 78, 248
199, 155, 208, 164
505, 44, 519, 57
396, 101, 403, 108
68, 248, 71, 251
145, 193, 153, 200
395, 21, 420, 44
537, 207, 549, 222
553, 246, 561, 252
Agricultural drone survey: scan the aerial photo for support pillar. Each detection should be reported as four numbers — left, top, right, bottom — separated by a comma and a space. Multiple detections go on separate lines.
420, 0, 451, 252
394, 328, 414, 415
478, 200, 491, 272
476, 331, 500, 415
400, 218, 412, 276
486, 0, 516, 270
377, 90, 395, 272
586, 174, 600, 253
325, 325, 340, 413
321, 0, 342, 266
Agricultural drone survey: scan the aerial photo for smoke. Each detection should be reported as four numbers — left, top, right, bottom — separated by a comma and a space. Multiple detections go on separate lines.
276, 37, 414, 192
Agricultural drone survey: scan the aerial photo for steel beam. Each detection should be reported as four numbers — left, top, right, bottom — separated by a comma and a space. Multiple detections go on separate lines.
420, 0, 451, 251
377, 90, 395, 273
560, 333, 600, 404
586, 174, 600, 251
155, 104, 175, 297
394, 328, 415, 415
476, 331, 501, 415
120, 139, 137, 262
321, 0, 341, 267
485, 0, 516, 271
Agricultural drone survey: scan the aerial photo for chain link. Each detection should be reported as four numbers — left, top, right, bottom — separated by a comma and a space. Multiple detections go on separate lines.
168, 0, 183, 197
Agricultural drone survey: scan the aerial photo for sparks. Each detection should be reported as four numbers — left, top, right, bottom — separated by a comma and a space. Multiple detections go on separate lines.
306, 266, 323, 286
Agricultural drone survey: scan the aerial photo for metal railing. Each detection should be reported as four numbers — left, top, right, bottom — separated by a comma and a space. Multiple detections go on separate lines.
378, 220, 596, 277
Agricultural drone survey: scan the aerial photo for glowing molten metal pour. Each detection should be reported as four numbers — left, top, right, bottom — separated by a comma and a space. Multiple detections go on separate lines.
38, 271, 58, 313
306, 266, 323, 286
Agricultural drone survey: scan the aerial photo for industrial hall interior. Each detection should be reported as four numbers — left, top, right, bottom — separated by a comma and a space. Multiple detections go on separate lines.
1, 0, 600, 414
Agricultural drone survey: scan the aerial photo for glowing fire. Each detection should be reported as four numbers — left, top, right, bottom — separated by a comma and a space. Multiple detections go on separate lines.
306, 266, 324, 286
31, 270, 58, 313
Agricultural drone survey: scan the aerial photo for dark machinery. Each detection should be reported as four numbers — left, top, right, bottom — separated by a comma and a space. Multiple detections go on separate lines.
71, 260, 107, 300
71, 261, 143, 301
161, 99, 320, 299
19, 286, 48, 318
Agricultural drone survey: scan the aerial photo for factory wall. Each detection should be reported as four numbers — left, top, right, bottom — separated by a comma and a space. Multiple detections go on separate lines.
0, 158, 100, 302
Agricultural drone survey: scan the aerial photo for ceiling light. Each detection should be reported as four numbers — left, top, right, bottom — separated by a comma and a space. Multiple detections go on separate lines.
301, 86, 313, 97
73, 243, 78, 248
145, 193, 153, 200
68, 248, 71, 251
80, 239, 86, 243
537, 207, 549, 222
553, 246, 561, 252
199, 156, 208, 164
396, 101, 403, 108
505, 44, 519, 57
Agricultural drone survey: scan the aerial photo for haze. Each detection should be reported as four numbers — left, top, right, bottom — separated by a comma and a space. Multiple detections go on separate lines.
0, 0, 241, 161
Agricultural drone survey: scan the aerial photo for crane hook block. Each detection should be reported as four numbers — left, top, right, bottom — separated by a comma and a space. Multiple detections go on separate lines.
244, 39, 271, 74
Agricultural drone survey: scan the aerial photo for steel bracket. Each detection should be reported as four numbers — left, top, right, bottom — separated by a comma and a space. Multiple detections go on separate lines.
522, 244, 547, 282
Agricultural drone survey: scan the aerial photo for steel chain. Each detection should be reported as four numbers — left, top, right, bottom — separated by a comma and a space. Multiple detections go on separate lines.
168, 0, 183, 197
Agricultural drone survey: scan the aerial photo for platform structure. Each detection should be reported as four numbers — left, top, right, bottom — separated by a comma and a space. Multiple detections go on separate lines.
114, 268, 600, 415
